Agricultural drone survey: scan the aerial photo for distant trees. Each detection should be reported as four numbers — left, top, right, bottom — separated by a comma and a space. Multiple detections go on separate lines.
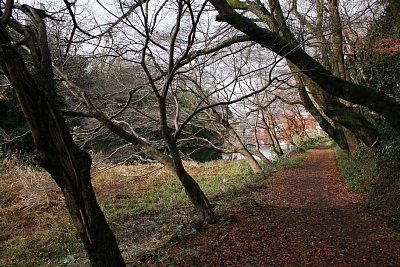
0, 87, 33, 155
209, 0, 400, 154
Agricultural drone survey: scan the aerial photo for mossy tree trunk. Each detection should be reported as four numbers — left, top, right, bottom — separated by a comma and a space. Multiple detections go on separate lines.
294, 74, 350, 152
302, 74, 379, 148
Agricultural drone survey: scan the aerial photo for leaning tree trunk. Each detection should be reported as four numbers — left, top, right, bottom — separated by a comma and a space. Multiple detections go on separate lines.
209, 0, 400, 132
231, 127, 266, 172
0, 12, 125, 267
159, 100, 215, 220
141, 133, 215, 220
239, 147, 264, 174
261, 109, 284, 156
146, 143, 215, 220
221, 119, 264, 174
300, 68, 379, 148
55, 64, 216, 221
251, 150, 271, 165
294, 74, 350, 152
172, 156, 215, 220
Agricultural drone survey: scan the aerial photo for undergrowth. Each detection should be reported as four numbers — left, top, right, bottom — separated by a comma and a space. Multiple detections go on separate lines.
297, 136, 321, 151
0, 149, 307, 266
334, 144, 376, 192
333, 130, 400, 228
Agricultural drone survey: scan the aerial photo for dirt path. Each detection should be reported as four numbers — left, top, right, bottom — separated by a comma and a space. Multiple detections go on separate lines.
144, 145, 400, 266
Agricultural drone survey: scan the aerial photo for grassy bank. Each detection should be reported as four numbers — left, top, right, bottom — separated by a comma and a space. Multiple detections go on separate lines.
333, 139, 400, 228
0, 152, 306, 266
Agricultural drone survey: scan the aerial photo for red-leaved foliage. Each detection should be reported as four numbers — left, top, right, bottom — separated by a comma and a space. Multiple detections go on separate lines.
373, 38, 400, 53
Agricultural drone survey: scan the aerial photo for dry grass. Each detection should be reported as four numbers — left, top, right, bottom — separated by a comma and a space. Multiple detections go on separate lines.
0, 164, 77, 266
0, 165, 61, 236
0, 160, 248, 266
0, 156, 299, 266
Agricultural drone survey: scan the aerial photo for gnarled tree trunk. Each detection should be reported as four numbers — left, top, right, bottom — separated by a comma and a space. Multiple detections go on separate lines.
170, 152, 215, 220
0, 7, 125, 266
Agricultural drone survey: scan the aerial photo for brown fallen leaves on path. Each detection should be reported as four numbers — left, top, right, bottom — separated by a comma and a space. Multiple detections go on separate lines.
139, 145, 400, 266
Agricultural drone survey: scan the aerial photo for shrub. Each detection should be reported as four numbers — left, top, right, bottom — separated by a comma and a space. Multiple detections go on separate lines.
333, 132, 400, 227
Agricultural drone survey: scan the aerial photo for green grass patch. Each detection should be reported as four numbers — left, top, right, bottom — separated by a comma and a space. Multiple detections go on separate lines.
270, 154, 307, 172
333, 143, 376, 192
102, 160, 264, 222
332, 139, 400, 228
102, 180, 188, 221
0, 216, 83, 267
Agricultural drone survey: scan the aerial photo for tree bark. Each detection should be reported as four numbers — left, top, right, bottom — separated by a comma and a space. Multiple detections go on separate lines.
170, 152, 215, 220
0, 25, 125, 267
159, 99, 216, 220
301, 73, 379, 147
294, 74, 350, 152
328, 0, 346, 79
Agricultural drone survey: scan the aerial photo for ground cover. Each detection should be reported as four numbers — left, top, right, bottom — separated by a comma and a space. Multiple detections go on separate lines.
0, 153, 302, 266
2, 144, 398, 266
135, 145, 400, 266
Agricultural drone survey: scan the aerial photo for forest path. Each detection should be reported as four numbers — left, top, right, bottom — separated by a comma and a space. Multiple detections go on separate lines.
144, 145, 400, 266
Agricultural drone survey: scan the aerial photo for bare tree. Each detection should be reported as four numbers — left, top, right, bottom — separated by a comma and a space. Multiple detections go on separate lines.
209, 0, 400, 150
53, 0, 218, 219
